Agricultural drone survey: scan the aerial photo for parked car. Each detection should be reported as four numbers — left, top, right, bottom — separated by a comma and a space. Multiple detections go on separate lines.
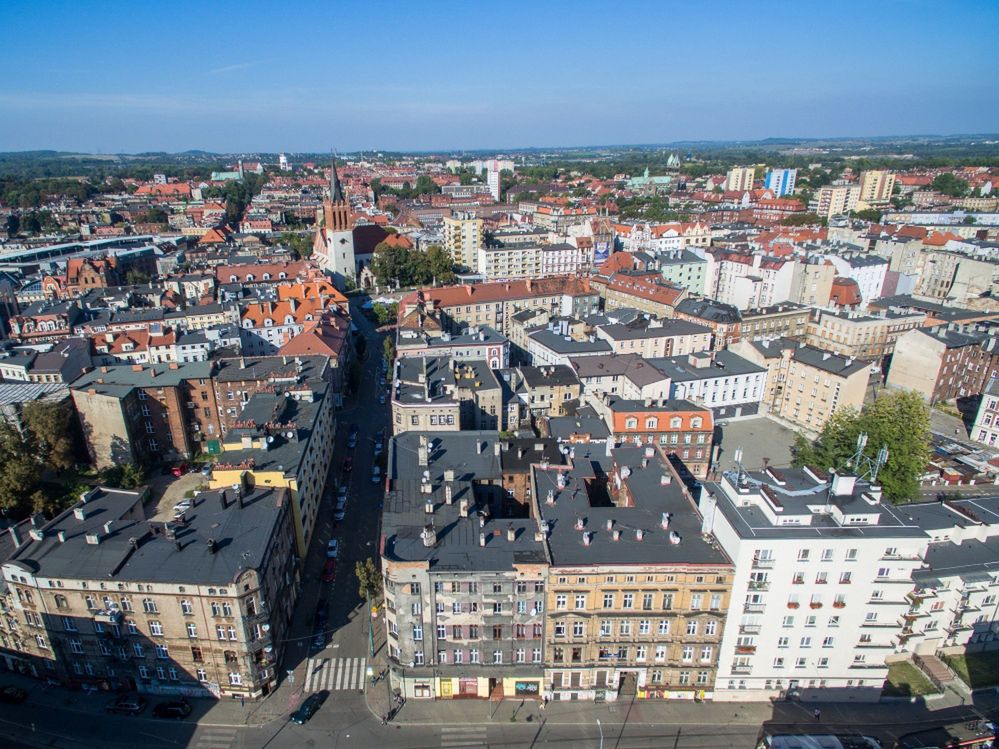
373, 431, 384, 454
106, 694, 146, 715
334, 506, 346, 522
343, 456, 353, 472
326, 539, 339, 558
201, 464, 213, 477
171, 463, 189, 478
377, 393, 386, 405
0, 685, 27, 704
337, 486, 348, 502
172, 500, 192, 517
153, 699, 192, 719
322, 559, 337, 582
347, 424, 358, 449
290, 690, 328, 724
371, 466, 381, 484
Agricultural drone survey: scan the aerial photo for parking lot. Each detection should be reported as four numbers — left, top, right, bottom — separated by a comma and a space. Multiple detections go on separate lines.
714, 416, 799, 472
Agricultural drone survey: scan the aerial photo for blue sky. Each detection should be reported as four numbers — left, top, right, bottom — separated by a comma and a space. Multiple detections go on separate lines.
1, 0, 997, 153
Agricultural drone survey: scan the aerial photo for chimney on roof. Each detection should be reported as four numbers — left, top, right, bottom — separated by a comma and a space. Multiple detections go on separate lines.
582, 531, 592, 546
459, 498, 469, 517
219, 493, 228, 510
661, 512, 671, 529
207, 538, 217, 554
418, 435, 429, 467
635, 528, 645, 542
103, 521, 114, 536
424, 499, 434, 515
506, 524, 515, 542
612, 529, 621, 542
494, 441, 501, 456
8, 526, 22, 548
445, 484, 453, 505
575, 517, 585, 531
421, 524, 437, 547
605, 518, 614, 532
479, 531, 486, 547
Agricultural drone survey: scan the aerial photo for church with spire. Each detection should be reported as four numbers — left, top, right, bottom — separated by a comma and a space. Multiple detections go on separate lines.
313, 156, 356, 286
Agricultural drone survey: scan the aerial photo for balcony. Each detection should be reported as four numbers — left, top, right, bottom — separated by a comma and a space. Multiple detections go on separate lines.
735, 645, 757, 655
752, 558, 775, 570
743, 603, 766, 614
748, 581, 770, 592
731, 665, 752, 675
739, 624, 761, 635
93, 609, 123, 625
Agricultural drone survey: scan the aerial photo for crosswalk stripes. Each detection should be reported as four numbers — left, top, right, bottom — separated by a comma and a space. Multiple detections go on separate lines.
440, 725, 488, 748
192, 727, 238, 749
303, 656, 367, 692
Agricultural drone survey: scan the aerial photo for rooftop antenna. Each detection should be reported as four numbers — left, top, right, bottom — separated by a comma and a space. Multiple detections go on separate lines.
733, 447, 747, 486
845, 431, 889, 484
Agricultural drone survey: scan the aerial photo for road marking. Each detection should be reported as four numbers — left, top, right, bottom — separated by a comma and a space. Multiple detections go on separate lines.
303, 656, 367, 692
193, 726, 238, 749
440, 725, 487, 747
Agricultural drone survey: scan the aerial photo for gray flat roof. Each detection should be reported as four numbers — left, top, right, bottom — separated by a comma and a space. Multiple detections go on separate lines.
648, 350, 766, 382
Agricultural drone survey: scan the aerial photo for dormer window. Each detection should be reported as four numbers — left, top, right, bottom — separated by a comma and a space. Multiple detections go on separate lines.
625, 417, 638, 430
278, 272, 287, 279
229, 275, 237, 283
246, 274, 255, 282
264, 319, 273, 327
691, 417, 702, 429
645, 417, 658, 430
284, 316, 294, 325
670, 417, 682, 429
262, 273, 271, 280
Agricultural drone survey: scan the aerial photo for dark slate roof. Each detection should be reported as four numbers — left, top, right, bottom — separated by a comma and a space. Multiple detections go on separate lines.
4, 486, 289, 585
647, 350, 766, 382
675, 297, 742, 324
534, 445, 730, 567
547, 406, 611, 441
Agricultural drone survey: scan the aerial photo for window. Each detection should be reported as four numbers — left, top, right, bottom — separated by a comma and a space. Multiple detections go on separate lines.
556, 594, 567, 610
62, 616, 77, 632
603, 593, 614, 609
700, 646, 713, 662
229, 672, 242, 686
575, 594, 586, 610
658, 620, 670, 635
682, 646, 694, 662
70, 639, 84, 654
662, 593, 673, 610
155, 644, 169, 659
622, 593, 634, 609
149, 621, 163, 636
180, 599, 193, 615
413, 625, 423, 641
437, 625, 446, 640
705, 620, 717, 635
492, 650, 503, 664
133, 642, 145, 658
572, 622, 584, 637
639, 620, 650, 635
600, 620, 611, 637
691, 593, 703, 610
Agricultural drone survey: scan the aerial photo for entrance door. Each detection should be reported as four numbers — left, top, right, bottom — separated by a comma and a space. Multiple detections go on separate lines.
440, 679, 453, 698
618, 671, 637, 698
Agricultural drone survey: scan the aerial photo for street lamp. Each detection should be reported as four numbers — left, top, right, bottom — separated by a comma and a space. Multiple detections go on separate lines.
596, 718, 604, 749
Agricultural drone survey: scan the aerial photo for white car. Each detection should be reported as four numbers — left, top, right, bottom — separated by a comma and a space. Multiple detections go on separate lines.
336, 486, 348, 502
326, 539, 339, 558
172, 500, 192, 517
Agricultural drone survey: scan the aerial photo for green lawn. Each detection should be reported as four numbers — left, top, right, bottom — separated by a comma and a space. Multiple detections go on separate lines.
942, 651, 999, 690
882, 660, 940, 697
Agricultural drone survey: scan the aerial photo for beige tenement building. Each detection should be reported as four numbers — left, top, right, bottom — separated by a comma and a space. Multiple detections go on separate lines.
729, 337, 870, 434
0, 485, 298, 699
814, 184, 861, 219
442, 211, 484, 270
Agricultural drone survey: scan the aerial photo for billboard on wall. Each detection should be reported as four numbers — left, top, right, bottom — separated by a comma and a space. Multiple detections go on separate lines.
593, 240, 612, 264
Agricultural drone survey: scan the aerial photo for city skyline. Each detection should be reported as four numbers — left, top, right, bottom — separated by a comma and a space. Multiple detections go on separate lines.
1, 0, 997, 153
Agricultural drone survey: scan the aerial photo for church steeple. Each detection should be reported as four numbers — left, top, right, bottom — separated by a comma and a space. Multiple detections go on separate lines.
324, 153, 351, 233
330, 155, 346, 203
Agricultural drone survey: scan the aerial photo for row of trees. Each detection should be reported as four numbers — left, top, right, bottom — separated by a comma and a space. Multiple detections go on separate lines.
369, 243, 455, 288
370, 175, 440, 201
792, 390, 931, 504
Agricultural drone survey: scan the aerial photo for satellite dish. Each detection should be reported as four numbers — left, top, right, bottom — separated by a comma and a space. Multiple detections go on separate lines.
266, 435, 274, 444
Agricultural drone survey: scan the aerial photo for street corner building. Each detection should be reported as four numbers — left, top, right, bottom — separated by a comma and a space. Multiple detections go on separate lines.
379, 429, 734, 702
0, 485, 299, 700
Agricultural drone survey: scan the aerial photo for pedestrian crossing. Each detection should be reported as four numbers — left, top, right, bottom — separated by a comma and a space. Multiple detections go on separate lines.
440, 725, 488, 748
192, 726, 238, 749
303, 656, 367, 692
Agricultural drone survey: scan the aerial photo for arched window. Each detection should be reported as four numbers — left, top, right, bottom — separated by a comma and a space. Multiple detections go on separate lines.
229, 275, 237, 283
278, 272, 287, 279
262, 273, 271, 280
246, 274, 255, 282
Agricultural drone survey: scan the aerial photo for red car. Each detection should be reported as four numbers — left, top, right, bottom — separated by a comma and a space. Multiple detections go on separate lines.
171, 463, 189, 477
322, 559, 337, 582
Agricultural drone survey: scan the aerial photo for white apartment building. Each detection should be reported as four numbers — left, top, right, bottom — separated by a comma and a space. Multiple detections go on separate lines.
476, 243, 542, 280
858, 170, 897, 205
649, 350, 768, 419
700, 468, 926, 702
822, 253, 888, 305
540, 242, 593, 277
569, 353, 672, 402
971, 378, 999, 448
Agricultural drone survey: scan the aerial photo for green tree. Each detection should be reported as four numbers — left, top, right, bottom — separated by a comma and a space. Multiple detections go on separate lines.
5, 214, 19, 237
372, 302, 398, 326
425, 244, 455, 284
20, 400, 78, 472
126, 269, 151, 285
383, 337, 396, 366
851, 208, 883, 222
0, 420, 39, 516
931, 173, 969, 198
782, 212, 826, 227
355, 557, 383, 601
792, 390, 931, 503
102, 462, 146, 490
